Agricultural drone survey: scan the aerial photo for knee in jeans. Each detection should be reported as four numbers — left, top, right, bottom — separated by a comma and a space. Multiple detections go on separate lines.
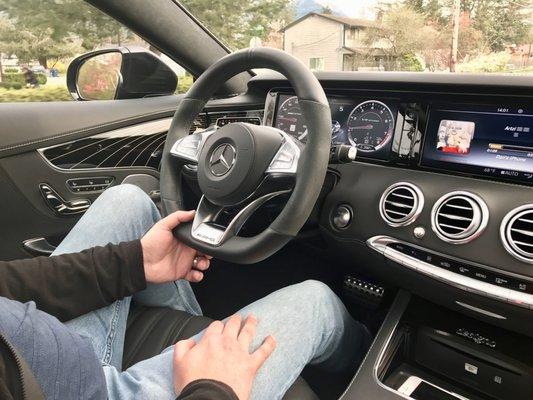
293, 280, 337, 309
100, 184, 149, 206
98, 184, 157, 218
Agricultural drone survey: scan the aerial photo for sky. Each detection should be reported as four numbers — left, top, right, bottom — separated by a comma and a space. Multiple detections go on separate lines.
315, 0, 382, 19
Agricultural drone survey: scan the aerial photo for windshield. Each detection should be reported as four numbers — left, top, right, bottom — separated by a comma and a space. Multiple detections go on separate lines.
182, 0, 533, 75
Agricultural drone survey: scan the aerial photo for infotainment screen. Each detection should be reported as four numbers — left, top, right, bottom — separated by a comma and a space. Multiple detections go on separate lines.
421, 104, 533, 183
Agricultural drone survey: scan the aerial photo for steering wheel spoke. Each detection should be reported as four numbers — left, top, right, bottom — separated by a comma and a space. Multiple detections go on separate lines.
266, 130, 301, 175
170, 126, 217, 164
191, 190, 290, 246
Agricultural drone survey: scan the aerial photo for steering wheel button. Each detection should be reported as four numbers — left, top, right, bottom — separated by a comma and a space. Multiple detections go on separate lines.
266, 140, 299, 173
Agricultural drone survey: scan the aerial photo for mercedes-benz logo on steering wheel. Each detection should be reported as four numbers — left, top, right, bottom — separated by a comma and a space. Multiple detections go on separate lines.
209, 143, 236, 176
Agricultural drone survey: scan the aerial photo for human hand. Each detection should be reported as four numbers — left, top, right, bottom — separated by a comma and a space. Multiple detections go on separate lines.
141, 210, 211, 284
173, 315, 276, 400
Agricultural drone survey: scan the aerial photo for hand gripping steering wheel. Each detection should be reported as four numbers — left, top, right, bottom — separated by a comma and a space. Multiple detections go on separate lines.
160, 48, 332, 264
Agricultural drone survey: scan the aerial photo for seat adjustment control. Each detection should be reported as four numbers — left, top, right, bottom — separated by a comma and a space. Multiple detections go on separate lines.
22, 237, 56, 256
67, 176, 114, 193
39, 183, 91, 216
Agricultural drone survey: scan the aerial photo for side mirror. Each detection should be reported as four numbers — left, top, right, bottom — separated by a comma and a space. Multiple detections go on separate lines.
67, 48, 178, 100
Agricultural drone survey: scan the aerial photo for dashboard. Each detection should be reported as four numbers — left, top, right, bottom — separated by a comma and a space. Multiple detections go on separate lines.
248, 76, 533, 334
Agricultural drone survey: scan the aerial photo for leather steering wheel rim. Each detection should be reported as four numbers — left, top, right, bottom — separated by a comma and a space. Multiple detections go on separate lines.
160, 48, 331, 264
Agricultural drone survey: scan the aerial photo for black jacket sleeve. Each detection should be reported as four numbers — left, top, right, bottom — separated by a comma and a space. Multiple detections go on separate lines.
177, 380, 239, 400
0, 241, 146, 321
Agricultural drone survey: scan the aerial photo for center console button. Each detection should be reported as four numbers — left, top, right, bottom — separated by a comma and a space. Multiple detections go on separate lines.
505, 278, 533, 294
493, 276, 511, 288
471, 269, 494, 283
388, 243, 428, 262
388, 242, 408, 253
405, 246, 424, 260
436, 258, 453, 270
456, 264, 473, 277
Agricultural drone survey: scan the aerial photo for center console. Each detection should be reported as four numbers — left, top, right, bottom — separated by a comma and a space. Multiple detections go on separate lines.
342, 292, 533, 400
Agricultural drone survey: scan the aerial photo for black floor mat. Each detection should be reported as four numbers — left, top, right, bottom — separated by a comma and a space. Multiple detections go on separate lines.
192, 240, 342, 320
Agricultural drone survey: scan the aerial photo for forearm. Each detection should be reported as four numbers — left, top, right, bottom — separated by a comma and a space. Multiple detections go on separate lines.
0, 241, 146, 321
176, 380, 239, 400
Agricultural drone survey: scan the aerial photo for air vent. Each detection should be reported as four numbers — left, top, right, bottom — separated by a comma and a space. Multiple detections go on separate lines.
431, 191, 488, 244
379, 182, 424, 227
501, 205, 533, 264
190, 113, 209, 133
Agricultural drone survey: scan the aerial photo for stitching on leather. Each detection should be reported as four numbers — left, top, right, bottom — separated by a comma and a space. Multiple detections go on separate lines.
0, 108, 177, 153
338, 321, 384, 400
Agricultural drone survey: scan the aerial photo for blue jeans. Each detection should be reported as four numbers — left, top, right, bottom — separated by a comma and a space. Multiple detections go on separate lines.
54, 184, 367, 400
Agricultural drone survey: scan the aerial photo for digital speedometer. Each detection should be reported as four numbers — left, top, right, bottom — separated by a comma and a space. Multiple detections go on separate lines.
347, 100, 395, 152
275, 96, 308, 143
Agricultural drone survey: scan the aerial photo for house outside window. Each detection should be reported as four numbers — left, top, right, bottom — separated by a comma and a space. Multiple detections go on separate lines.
309, 57, 324, 71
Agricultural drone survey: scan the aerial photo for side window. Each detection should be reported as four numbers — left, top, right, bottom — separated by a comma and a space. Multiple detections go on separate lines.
0, 0, 193, 103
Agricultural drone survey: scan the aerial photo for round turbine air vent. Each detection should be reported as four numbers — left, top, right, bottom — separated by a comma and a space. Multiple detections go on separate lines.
431, 191, 488, 244
379, 182, 424, 227
501, 205, 533, 264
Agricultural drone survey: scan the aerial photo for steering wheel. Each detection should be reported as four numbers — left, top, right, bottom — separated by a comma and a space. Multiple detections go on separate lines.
160, 48, 332, 264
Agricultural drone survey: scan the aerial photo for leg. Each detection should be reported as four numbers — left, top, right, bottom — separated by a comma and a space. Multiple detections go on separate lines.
55, 184, 159, 369
102, 280, 368, 400
56, 184, 200, 369
52, 185, 160, 253
236, 280, 369, 400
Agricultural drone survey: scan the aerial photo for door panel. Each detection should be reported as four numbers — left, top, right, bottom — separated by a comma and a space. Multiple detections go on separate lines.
0, 96, 181, 158
0, 97, 194, 261
0, 163, 78, 261
0, 147, 163, 260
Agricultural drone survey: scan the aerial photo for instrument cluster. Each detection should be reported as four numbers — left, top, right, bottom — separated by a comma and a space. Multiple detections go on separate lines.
273, 93, 397, 160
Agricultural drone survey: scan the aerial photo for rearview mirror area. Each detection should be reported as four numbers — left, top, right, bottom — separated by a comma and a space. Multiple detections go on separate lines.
77, 52, 122, 100
67, 48, 178, 101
